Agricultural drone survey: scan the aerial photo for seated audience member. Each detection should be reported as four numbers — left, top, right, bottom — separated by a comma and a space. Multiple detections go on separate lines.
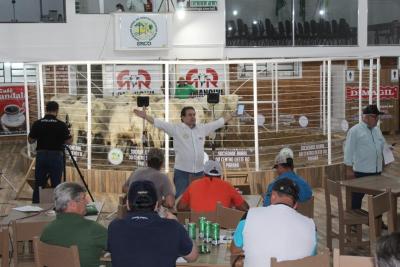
40, 182, 107, 267
108, 180, 198, 267
264, 148, 312, 206
123, 148, 175, 208
376, 232, 400, 267
231, 178, 317, 267
177, 160, 249, 212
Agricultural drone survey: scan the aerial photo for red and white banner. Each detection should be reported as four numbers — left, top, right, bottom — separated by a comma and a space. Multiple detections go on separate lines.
0, 85, 26, 135
176, 65, 225, 96
346, 86, 398, 100
102, 64, 163, 97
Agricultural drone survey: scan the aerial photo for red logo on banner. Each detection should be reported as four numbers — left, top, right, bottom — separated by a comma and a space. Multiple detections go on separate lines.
116, 69, 151, 90
346, 86, 398, 100
186, 68, 218, 88
0, 85, 26, 135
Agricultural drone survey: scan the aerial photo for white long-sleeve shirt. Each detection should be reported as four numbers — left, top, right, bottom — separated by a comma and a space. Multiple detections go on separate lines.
344, 121, 385, 173
154, 118, 225, 173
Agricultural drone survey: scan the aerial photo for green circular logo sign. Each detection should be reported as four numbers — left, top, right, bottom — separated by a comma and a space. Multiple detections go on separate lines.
108, 148, 124, 165
130, 17, 158, 42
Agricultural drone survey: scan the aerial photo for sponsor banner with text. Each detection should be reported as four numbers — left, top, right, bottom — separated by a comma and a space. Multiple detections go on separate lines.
176, 65, 225, 96
103, 64, 163, 96
346, 86, 398, 100
0, 85, 26, 136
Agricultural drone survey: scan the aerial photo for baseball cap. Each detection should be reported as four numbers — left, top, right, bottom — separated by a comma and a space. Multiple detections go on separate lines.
272, 178, 299, 201
204, 160, 222, 177
273, 148, 294, 168
128, 180, 158, 210
363, 104, 384, 115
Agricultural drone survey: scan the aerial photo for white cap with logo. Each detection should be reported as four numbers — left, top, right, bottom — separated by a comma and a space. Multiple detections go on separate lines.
204, 160, 222, 177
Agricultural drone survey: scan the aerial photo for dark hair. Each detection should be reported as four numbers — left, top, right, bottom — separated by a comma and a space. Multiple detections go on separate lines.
376, 233, 400, 267
279, 158, 294, 169
127, 180, 157, 212
272, 178, 299, 202
116, 3, 125, 11
147, 148, 164, 170
46, 101, 59, 112
180, 106, 195, 121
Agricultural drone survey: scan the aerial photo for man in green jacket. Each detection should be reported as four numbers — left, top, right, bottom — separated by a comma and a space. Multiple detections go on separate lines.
40, 182, 107, 267
175, 77, 197, 99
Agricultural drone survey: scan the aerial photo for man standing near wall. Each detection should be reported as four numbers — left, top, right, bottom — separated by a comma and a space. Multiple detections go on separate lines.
28, 101, 72, 203
344, 104, 387, 209
134, 106, 233, 197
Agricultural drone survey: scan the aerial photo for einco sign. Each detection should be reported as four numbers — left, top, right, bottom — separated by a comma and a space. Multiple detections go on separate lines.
115, 13, 168, 50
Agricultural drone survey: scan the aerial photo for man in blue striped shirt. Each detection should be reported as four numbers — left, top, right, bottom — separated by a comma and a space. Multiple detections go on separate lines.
344, 104, 386, 209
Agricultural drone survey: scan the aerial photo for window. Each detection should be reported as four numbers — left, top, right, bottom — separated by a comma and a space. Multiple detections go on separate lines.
0, 0, 66, 23
368, 0, 400, 45
226, 0, 358, 47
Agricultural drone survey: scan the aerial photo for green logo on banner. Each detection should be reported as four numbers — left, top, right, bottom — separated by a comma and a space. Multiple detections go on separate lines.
130, 17, 158, 46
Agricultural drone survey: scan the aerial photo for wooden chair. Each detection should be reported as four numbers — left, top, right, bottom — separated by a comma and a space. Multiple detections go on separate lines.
333, 248, 374, 267
0, 228, 10, 267
176, 211, 191, 225
190, 211, 217, 223
271, 248, 330, 267
297, 196, 314, 218
11, 220, 48, 266
368, 189, 395, 254
216, 203, 245, 229
39, 187, 54, 204
117, 204, 128, 219
325, 179, 369, 252
33, 236, 80, 267
233, 185, 251, 195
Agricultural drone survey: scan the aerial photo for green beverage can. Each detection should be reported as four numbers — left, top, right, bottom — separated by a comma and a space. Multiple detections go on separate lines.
204, 220, 212, 243
198, 217, 206, 239
211, 223, 220, 245
188, 223, 196, 240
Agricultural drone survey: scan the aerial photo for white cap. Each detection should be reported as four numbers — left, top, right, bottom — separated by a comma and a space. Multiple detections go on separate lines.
274, 148, 294, 166
204, 160, 222, 177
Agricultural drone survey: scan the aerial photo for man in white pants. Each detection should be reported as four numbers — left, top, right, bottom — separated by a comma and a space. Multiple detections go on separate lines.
230, 178, 317, 267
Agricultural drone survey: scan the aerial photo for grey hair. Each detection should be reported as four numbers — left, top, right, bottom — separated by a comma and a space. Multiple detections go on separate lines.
54, 182, 87, 212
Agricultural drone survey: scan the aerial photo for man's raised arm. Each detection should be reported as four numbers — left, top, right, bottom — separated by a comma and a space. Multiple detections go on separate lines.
133, 109, 154, 124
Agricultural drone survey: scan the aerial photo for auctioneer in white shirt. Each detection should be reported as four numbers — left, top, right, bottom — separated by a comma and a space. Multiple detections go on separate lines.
154, 117, 225, 173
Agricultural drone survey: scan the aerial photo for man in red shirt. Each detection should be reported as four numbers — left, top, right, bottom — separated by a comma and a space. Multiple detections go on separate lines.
177, 160, 249, 212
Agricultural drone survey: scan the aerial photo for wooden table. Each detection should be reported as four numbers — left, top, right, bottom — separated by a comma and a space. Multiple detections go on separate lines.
1, 201, 104, 226
177, 241, 231, 266
243, 194, 262, 207
340, 174, 400, 228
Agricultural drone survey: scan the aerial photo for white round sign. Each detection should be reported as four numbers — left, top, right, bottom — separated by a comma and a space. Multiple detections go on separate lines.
341, 120, 349, 132
299, 116, 309, 128
108, 148, 124, 165
257, 114, 265, 127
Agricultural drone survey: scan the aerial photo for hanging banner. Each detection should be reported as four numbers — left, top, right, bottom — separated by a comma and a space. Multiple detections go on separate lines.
114, 13, 168, 50
346, 86, 398, 100
0, 85, 26, 136
179, 0, 218, 11
175, 65, 225, 96
103, 64, 163, 97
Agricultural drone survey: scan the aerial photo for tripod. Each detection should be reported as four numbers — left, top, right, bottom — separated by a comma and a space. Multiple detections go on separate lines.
158, 0, 175, 12
64, 145, 95, 202
0, 170, 17, 192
